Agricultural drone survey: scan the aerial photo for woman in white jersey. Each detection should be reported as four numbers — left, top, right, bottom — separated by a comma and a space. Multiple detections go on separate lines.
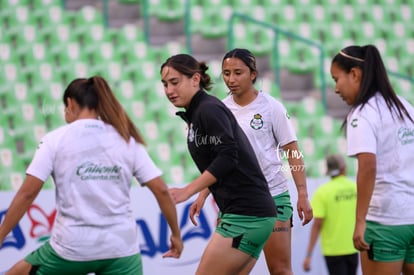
0, 76, 183, 275
190, 48, 313, 275
330, 44, 414, 275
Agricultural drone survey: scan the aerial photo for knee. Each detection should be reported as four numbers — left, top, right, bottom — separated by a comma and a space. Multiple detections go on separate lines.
268, 266, 293, 275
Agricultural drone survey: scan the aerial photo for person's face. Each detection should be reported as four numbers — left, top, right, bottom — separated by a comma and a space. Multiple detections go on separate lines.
222, 57, 256, 96
330, 62, 361, 105
161, 66, 199, 109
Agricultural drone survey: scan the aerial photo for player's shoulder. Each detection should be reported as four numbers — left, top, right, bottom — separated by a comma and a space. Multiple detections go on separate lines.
43, 123, 70, 141
258, 92, 285, 109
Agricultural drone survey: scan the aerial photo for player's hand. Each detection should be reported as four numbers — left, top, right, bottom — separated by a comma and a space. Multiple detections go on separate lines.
303, 256, 311, 272
162, 234, 183, 259
189, 195, 206, 226
353, 220, 369, 251
297, 196, 313, 225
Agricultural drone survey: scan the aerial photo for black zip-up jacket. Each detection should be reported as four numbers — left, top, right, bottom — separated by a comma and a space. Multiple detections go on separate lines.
177, 90, 277, 217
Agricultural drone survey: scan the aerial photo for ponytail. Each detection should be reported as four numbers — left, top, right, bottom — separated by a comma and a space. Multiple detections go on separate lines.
362, 46, 414, 123
198, 62, 212, 91
91, 76, 146, 144
63, 76, 146, 144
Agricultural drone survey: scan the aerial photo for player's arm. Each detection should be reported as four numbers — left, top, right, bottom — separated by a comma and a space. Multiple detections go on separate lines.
170, 171, 216, 204
303, 218, 323, 271
145, 176, 183, 258
0, 175, 43, 245
353, 152, 376, 251
282, 141, 313, 225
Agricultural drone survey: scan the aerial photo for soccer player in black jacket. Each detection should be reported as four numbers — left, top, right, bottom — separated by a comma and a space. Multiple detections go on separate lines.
161, 54, 277, 275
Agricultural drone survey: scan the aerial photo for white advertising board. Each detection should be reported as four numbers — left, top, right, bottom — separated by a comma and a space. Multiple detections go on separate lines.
0, 180, 361, 275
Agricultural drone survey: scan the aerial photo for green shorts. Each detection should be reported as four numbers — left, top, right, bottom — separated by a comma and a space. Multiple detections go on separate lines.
25, 241, 142, 275
365, 221, 414, 263
273, 190, 293, 224
215, 213, 277, 259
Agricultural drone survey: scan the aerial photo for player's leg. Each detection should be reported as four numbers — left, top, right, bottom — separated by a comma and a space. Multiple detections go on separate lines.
403, 263, 414, 275
325, 255, 351, 275
196, 214, 276, 275
263, 191, 293, 275
345, 253, 359, 275
196, 232, 257, 275
263, 219, 292, 275
5, 260, 33, 275
360, 250, 403, 275
361, 221, 412, 275
402, 229, 414, 275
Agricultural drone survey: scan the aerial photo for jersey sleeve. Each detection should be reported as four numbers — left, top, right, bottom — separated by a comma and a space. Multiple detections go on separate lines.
132, 143, 162, 185
346, 110, 377, 157
26, 134, 55, 182
270, 99, 297, 146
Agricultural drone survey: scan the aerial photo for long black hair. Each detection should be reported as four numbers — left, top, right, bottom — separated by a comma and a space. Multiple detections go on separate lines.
332, 44, 413, 124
